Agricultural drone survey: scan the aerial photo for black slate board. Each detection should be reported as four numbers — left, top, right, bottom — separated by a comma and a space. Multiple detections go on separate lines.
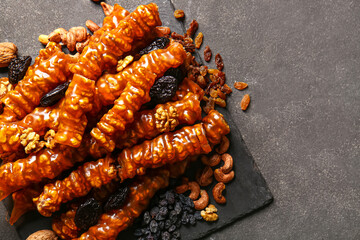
1, 0, 273, 239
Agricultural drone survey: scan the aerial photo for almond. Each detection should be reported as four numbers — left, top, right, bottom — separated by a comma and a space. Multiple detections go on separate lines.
86, 20, 100, 33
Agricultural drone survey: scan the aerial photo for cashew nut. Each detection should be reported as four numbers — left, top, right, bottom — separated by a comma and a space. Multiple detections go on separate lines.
193, 189, 209, 210
188, 181, 200, 200
216, 136, 230, 154
212, 182, 226, 204
214, 169, 235, 183
220, 153, 233, 174
175, 183, 189, 194
201, 153, 221, 167
196, 166, 213, 187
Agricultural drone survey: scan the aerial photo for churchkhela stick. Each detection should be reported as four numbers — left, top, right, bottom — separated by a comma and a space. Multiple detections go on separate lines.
52, 205, 80, 240
115, 92, 202, 149
0, 42, 75, 121
75, 168, 169, 240
34, 156, 118, 217
91, 41, 187, 152
117, 110, 230, 181
56, 3, 161, 148
0, 138, 89, 201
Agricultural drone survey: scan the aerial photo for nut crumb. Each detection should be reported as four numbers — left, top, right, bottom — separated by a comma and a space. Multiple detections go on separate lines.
44, 129, 56, 149
116, 55, 134, 72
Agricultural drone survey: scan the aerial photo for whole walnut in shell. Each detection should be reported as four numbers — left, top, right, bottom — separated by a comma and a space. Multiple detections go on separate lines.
0, 42, 17, 68
26, 230, 58, 240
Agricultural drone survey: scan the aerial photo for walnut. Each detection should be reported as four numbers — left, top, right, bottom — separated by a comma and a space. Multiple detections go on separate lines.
0, 77, 14, 99
26, 229, 58, 240
154, 106, 179, 132
20, 128, 45, 154
44, 129, 56, 149
200, 204, 218, 221
116, 55, 134, 72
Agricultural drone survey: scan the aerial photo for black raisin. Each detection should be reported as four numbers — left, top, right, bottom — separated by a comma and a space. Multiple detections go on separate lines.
159, 199, 168, 207
142, 211, 151, 225
164, 219, 171, 229
8, 56, 32, 84
74, 197, 102, 231
159, 207, 168, 217
168, 225, 176, 233
181, 212, 189, 225
158, 220, 165, 230
155, 213, 166, 221
169, 210, 177, 223
189, 214, 196, 225
161, 231, 171, 240
150, 206, 160, 219
139, 37, 170, 56
149, 220, 158, 233
172, 230, 181, 240
165, 191, 175, 205
149, 75, 178, 105
104, 185, 129, 212
134, 228, 146, 237
194, 211, 203, 220
40, 82, 69, 107
174, 202, 182, 215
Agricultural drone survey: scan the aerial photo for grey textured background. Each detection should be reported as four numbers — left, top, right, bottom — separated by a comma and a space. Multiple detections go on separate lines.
1, 0, 359, 240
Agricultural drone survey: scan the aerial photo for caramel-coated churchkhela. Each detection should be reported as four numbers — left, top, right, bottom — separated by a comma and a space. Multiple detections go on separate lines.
52, 205, 80, 240
0, 100, 63, 160
0, 140, 88, 201
115, 92, 202, 149
70, 3, 161, 80
54, 74, 95, 147
75, 168, 169, 240
91, 42, 187, 152
34, 156, 117, 217
117, 110, 230, 181
0, 42, 75, 121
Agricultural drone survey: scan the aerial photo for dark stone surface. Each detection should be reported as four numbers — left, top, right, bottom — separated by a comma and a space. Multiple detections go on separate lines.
0, 0, 359, 240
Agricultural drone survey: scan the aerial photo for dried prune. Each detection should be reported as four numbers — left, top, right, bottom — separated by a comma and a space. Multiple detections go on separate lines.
40, 82, 69, 107
139, 37, 170, 56
215, 53, 224, 71
174, 9, 185, 19
164, 67, 184, 84
149, 75, 178, 105
8, 56, 32, 84
103, 185, 129, 212
74, 197, 102, 231
204, 46, 212, 62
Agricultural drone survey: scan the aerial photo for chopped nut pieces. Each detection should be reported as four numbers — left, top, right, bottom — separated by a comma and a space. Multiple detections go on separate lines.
241, 94, 250, 110
116, 55, 134, 72
0, 77, 14, 99
201, 204, 218, 221
195, 32, 204, 49
44, 130, 56, 149
20, 128, 45, 154
174, 9, 185, 19
234, 82, 248, 90
154, 106, 179, 132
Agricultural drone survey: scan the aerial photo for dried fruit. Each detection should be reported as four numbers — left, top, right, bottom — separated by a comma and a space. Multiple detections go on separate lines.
139, 37, 170, 56
221, 84, 233, 95
199, 65, 208, 76
74, 197, 102, 231
149, 75, 179, 105
26, 229, 57, 240
241, 94, 250, 110
174, 9, 185, 19
8, 56, 32, 84
200, 204, 218, 221
186, 20, 199, 37
194, 32, 204, 49
204, 45, 212, 62
215, 136, 230, 154
38, 35, 49, 45
215, 53, 224, 71
0, 42, 18, 67
234, 81, 248, 90
86, 20, 100, 33
103, 185, 129, 212
164, 67, 184, 83
40, 82, 69, 107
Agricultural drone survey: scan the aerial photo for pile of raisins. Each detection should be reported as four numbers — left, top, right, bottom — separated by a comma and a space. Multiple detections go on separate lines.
133, 190, 202, 240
